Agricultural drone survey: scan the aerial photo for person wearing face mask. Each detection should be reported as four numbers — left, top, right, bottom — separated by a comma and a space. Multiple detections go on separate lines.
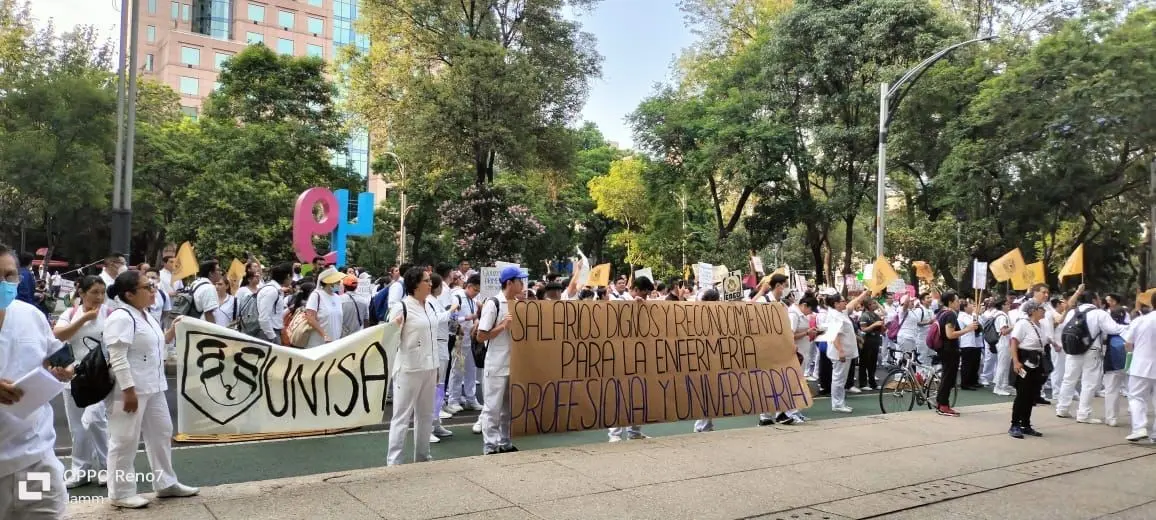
99, 252, 128, 288
103, 270, 199, 508
0, 243, 77, 519
754, 274, 796, 425
823, 291, 870, 413
51, 275, 113, 488
303, 267, 346, 347
608, 277, 656, 442
145, 269, 172, 327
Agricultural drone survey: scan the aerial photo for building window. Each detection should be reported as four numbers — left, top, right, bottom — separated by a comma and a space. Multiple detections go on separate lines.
144, 54, 154, 72
178, 76, 199, 96
214, 52, 231, 70
148, 0, 156, 14
171, 1, 179, 19
146, 25, 156, 43
278, 10, 294, 30
181, 3, 190, 21
306, 43, 323, 58
277, 38, 293, 55
246, 31, 264, 44
180, 106, 198, 120
180, 46, 200, 66
307, 16, 322, 35
248, 3, 264, 23
308, 0, 322, 6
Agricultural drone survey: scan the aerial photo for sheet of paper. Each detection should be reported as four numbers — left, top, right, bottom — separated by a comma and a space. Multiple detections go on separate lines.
2, 367, 66, 419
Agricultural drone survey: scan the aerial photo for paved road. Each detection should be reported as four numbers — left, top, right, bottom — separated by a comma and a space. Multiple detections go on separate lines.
64, 382, 1016, 498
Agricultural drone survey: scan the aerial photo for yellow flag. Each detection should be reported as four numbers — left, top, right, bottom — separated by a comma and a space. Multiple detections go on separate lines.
172, 241, 198, 280
867, 257, 899, 295
913, 261, 934, 282
1136, 288, 1156, 309
227, 259, 246, 291
1058, 244, 1084, 280
588, 263, 611, 287
683, 264, 690, 282
772, 266, 788, 277
1012, 261, 1045, 291
989, 248, 1026, 283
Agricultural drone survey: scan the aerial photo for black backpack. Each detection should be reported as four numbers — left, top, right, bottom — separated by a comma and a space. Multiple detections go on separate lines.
70, 309, 133, 407
171, 280, 211, 318
1061, 307, 1096, 356
472, 297, 500, 369
982, 313, 1003, 346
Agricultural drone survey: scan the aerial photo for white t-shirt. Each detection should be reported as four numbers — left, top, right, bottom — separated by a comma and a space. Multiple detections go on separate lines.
788, 305, 811, 355
1010, 318, 1047, 352
190, 278, 219, 320
55, 303, 112, 362
1124, 312, 1156, 379
104, 305, 167, 395
306, 289, 343, 346
897, 306, 925, 341
213, 294, 235, 326
957, 312, 977, 349
823, 310, 858, 360
147, 289, 171, 326
0, 301, 63, 478
479, 293, 512, 377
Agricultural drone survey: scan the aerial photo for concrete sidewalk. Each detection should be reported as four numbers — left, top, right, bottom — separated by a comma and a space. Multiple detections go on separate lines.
66, 403, 1156, 520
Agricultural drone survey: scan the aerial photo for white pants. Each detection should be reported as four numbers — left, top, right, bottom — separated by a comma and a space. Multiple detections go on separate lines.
980, 345, 997, 384
448, 338, 478, 404
481, 374, 512, 451
1103, 371, 1128, 423
62, 390, 108, 473
994, 341, 1013, 392
806, 343, 819, 377
0, 456, 66, 520
387, 369, 436, 466
1057, 351, 1104, 421
106, 391, 179, 500
831, 357, 852, 409
1127, 376, 1156, 437
432, 356, 448, 427
1049, 349, 1067, 394
799, 341, 815, 381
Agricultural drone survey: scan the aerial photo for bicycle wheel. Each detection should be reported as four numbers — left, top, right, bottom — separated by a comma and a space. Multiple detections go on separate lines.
879, 369, 916, 414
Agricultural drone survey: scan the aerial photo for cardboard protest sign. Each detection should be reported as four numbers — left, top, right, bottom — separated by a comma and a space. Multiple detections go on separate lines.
176, 319, 395, 435
696, 262, 713, 289
713, 265, 729, 284
972, 260, 988, 289
751, 256, 764, 274
507, 300, 811, 436
634, 268, 654, 284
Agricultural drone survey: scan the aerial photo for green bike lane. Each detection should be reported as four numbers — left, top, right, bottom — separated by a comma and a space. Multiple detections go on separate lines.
68, 387, 1015, 497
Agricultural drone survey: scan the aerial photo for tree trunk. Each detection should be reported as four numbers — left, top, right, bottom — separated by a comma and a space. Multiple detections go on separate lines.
805, 221, 825, 286
842, 214, 855, 275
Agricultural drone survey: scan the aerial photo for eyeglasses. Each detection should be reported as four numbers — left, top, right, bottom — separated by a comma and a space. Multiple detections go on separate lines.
135, 283, 157, 292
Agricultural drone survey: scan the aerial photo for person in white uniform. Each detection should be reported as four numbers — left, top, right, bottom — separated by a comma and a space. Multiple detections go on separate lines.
478, 266, 527, 454
447, 274, 483, 413
0, 243, 76, 520
1055, 290, 1126, 423
103, 270, 198, 509
989, 298, 1014, 396
1124, 293, 1156, 442
51, 275, 111, 488
339, 275, 369, 338
608, 277, 656, 441
386, 268, 448, 465
304, 267, 345, 347
428, 273, 457, 441
824, 291, 869, 413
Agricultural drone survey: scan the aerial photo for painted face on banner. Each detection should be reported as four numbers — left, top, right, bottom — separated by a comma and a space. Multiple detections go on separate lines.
184, 337, 270, 425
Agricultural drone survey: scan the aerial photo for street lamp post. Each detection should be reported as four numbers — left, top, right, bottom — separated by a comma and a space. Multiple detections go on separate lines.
875, 36, 997, 259
382, 152, 408, 264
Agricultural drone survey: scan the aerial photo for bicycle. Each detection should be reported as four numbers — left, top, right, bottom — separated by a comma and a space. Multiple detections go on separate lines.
878, 349, 958, 414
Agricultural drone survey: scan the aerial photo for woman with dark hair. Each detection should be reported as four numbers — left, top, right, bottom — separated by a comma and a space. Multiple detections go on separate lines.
386, 267, 456, 465
52, 275, 111, 488
103, 271, 198, 508
1008, 300, 1048, 437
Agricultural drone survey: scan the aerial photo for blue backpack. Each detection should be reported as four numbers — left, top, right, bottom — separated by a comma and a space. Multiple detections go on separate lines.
1104, 334, 1127, 372
366, 285, 391, 326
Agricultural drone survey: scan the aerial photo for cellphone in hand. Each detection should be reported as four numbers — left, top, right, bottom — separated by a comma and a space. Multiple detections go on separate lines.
45, 344, 75, 368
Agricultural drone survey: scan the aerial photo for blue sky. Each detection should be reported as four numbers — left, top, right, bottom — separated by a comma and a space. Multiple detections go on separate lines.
30, 0, 694, 148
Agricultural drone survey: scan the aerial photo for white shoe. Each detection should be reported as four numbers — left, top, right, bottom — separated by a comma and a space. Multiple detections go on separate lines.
626, 432, 650, 440
806, 375, 819, 382
833, 406, 853, 413
433, 425, 453, 437
1106, 419, 1118, 427
1077, 418, 1104, 425
848, 387, 862, 394
444, 403, 464, 414
462, 401, 483, 411
64, 474, 91, 489
156, 483, 199, 498
430, 434, 441, 443
97, 470, 108, 487
111, 495, 150, 509
439, 409, 453, 420
608, 435, 624, 442
1056, 411, 1072, 418
994, 389, 1011, 396
471, 422, 482, 434
1126, 429, 1149, 442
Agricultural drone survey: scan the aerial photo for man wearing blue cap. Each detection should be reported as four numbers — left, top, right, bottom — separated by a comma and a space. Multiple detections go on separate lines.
476, 265, 527, 454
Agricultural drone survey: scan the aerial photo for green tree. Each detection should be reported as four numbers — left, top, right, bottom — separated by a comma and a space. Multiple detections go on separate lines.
348, 0, 602, 186
168, 44, 362, 262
